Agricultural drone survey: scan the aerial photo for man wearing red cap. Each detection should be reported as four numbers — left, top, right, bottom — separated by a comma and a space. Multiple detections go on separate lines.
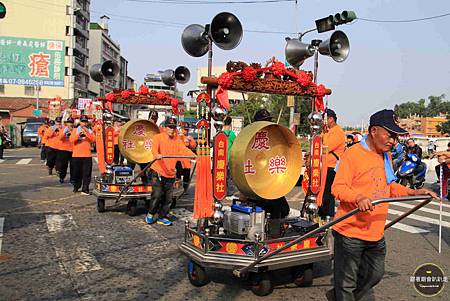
328, 109, 437, 301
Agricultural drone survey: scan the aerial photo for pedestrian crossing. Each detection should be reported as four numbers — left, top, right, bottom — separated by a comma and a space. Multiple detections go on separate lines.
0, 157, 42, 165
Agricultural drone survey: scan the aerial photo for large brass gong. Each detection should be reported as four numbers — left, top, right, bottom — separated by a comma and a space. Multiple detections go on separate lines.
230, 121, 303, 200
118, 119, 160, 163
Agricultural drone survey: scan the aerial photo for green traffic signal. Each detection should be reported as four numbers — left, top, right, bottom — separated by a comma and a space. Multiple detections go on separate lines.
0, 2, 6, 19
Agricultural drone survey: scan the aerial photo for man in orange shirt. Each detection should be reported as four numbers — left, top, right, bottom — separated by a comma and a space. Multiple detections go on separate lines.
38, 121, 49, 162
70, 115, 95, 195
56, 118, 74, 183
145, 117, 195, 226
44, 118, 62, 175
328, 109, 437, 301
319, 109, 345, 219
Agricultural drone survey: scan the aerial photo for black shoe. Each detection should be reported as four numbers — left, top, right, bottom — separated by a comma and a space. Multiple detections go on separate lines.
59, 178, 64, 184
73, 187, 79, 193
48, 169, 52, 175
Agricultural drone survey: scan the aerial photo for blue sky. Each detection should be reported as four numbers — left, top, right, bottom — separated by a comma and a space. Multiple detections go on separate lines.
91, 0, 450, 126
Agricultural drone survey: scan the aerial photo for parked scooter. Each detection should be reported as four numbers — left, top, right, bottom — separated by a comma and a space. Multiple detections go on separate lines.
396, 153, 427, 189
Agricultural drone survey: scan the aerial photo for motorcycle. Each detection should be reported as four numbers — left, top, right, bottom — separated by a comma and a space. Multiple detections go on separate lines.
396, 153, 426, 189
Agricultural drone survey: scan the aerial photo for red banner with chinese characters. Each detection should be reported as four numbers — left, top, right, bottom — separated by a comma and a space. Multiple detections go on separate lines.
310, 135, 322, 194
213, 132, 228, 200
105, 126, 115, 165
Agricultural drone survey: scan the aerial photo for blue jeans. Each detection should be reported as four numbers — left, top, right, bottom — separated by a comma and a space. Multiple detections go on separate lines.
332, 230, 386, 301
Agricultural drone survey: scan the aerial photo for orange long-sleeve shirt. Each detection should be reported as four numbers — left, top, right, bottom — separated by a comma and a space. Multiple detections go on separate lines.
38, 124, 48, 144
322, 124, 345, 168
58, 126, 73, 152
69, 126, 94, 157
332, 143, 410, 241
151, 132, 196, 178
44, 126, 63, 149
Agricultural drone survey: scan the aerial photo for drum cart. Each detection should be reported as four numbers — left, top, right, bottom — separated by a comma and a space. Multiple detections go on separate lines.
181, 196, 432, 296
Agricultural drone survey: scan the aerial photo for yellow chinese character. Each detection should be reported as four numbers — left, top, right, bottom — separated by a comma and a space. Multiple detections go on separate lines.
312, 169, 319, 177
215, 171, 225, 181
313, 159, 320, 167
218, 141, 225, 148
314, 149, 320, 156
215, 182, 224, 192
218, 149, 225, 157
217, 159, 225, 170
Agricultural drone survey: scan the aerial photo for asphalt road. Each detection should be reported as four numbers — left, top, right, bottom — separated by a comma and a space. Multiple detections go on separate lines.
0, 147, 449, 300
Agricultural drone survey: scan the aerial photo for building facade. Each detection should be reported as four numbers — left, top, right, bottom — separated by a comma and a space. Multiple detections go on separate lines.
87, 17, 121, 98
399, 115, 447, 137
0, 0, 90, 105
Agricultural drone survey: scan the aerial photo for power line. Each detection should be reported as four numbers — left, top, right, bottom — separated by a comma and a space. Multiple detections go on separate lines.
357, 12, 450, 23
126, 0, 295, 4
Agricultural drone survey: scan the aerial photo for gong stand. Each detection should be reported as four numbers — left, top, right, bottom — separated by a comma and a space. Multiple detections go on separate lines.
202, 58, 332, 222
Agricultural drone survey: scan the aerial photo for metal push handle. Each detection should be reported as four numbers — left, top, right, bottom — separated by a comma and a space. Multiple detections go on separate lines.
115, 155, 195, 203
233, 195, 432, 277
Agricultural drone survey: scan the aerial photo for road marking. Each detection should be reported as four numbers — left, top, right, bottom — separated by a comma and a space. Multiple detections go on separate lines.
0, 217, 4, 255
0, 159, 4, 163
385, 219, 429, 234
16, 158, 32, 165
412, 199, 450, 209
54, 246, 102, 274
388, 209, 450, 228
390, 202, 450, 218
45, 214, 76, 233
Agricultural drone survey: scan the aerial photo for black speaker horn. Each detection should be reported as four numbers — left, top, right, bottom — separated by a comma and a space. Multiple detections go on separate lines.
181, 24, 209, 57
210, 12, 243, 50
161, 66, 191, 86
285, 38, 315, 68
318, 30, 350, 62
89, 60, 120, 83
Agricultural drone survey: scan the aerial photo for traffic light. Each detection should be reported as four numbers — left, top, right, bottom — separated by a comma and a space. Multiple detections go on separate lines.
333, 11, 357, 25
0, 2, 6, 19
315, 10, 356, 33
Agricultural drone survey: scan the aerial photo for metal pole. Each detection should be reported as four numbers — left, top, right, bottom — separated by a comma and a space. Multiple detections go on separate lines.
36, 85, 40, 111
439, 164, 443, 253
233, 195, 432, 277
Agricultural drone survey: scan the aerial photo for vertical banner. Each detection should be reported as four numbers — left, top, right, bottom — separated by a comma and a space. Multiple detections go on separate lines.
94, 121, 106, 174
213, 132, 228, 200
310, 135, 322, 195
105, 126, 115, 165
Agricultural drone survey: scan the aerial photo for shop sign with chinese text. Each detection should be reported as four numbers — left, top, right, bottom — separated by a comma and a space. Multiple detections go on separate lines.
0, 36, 65, 87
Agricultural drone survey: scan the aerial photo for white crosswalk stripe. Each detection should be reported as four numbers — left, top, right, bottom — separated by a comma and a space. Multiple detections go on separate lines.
388, 208, 450, 228
16, 158, 32, 164
412, 199, 450, 209
0, 159, 4, 163
386, 219, 429, 234
391, 202, 450, 218
0, 217, 4, 256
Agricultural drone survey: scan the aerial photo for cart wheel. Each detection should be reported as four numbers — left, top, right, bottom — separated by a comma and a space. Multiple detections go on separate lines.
97, 198, 106, 213
293, 264, 313, 287
250, 273, 273, 296
127, 200, 138, 216
187, 260, 210, 287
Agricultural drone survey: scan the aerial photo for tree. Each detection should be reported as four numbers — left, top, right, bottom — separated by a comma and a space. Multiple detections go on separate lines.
394, 94, 448, 118
436, 116, 450, 136
228, 93, 312, 135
